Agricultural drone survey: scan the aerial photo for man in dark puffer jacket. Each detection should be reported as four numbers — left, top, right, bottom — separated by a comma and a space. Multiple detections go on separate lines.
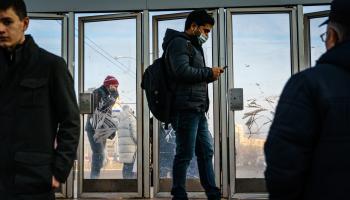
163, 10, 223, 200
265, 0, 350, 199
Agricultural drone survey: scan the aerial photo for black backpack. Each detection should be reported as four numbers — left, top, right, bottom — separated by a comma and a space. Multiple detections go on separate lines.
141, 39, 193, 123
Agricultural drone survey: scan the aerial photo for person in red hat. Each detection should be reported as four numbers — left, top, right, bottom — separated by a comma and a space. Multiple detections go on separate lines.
85, 75, 119, 179
103, 75, 119, 93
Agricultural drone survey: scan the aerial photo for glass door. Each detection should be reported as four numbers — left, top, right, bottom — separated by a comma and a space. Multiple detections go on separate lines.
27, 13, 69, 198
27, 14, 67, 60
226, 7, 298, 199
304, 11, 330, 68
78, 13, 142, 198
151, 10, 220, 198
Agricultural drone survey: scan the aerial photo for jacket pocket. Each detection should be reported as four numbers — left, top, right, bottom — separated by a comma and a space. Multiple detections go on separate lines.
13, 152, 53, 194
19, 78, 48, 107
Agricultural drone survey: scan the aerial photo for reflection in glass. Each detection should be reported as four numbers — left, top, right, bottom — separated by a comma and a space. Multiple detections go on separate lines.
157, 18, 214, 179
83, 19, 137, 180
232, 14, 291, 178
159, 123, 199, 179
310, 17, 327, 67
26, 19, 62, 57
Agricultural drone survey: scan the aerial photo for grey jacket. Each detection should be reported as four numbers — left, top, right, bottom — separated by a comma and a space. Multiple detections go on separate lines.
163, 29, 213, 113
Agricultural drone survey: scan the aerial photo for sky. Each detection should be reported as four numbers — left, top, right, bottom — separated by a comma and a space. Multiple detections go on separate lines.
26, 19, 62, 56
83, 18, 137, 107
26, 5, 330, 179
232, 13, 291, 137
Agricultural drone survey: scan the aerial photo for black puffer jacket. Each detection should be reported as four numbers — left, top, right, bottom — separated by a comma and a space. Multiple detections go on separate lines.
162, 29, 213, 113
264, 40, 350, 200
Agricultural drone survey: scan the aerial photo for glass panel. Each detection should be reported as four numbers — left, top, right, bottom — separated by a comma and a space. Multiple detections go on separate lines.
83, 18, 137, 181
75, 13, 116, 96
149, 10, 190, 61
157, 19, 185, 57
309, 17, 327, 66
26, 19, 62, 57
232, 14, 291, 178
157, 18, 214, 180
27, 17, 65, 196
303, 5, 330, 14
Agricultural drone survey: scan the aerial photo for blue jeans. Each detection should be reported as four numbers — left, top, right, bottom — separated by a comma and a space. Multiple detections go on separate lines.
123, 162, 135, 179
171, 111, 221, 200
86, 121, 106, 179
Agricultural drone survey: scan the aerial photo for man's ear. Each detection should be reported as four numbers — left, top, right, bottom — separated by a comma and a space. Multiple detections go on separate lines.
22, 16, 29, 32
190, 22, 197, 31
326, 27, 339, 50
330, 28, 339, 41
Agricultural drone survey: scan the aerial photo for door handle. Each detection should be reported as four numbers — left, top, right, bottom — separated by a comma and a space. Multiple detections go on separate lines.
228, 88, 243, 111
79, 93, 94, 114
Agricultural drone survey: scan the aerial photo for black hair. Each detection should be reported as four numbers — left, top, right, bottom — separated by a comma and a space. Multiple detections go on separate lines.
185, 9, 215, 31
0, 0, 27, 20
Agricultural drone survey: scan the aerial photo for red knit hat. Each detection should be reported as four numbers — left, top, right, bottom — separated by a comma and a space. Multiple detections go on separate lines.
103, 75, 119, 87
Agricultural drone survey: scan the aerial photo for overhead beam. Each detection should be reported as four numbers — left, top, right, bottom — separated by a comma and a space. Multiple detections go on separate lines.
25, 0, 331, 13
147, 0, 331, 10
25, 0, 147, 13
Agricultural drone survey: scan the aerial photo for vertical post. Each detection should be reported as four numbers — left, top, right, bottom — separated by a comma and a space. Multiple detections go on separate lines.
219, 7, 229, 198
291, 7, 300, 75
136, 12, 144, 198
297, 5, 307, 72
142, 10, 151, 198
77, 17, 85, 198
211, 9, 221, 189
66, 13, 76, 198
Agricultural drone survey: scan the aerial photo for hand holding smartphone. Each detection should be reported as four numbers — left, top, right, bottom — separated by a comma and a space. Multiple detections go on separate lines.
220, 66, 228, 73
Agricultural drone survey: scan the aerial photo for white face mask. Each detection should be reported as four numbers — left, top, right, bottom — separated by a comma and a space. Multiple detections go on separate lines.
198, 33, 208, 45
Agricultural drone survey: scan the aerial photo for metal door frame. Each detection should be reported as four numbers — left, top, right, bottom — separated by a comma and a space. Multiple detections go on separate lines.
28, 13, 70, 199
77, 12, 143, 198
151, 10, 220, 198
226, 7, 299, 199
142, 10, 151, 198
28, 13, 68, 63
303, 10, 330, 68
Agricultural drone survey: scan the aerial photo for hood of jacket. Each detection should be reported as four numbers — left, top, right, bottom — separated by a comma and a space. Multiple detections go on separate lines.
162, 29, 188, 51
162, 28, 201, 51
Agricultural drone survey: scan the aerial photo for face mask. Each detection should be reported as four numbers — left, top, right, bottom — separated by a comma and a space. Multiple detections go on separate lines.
198, 33, 208, 45
193, 26, 208, 45
109, 87, 116, 91
108, 87, 118, 96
